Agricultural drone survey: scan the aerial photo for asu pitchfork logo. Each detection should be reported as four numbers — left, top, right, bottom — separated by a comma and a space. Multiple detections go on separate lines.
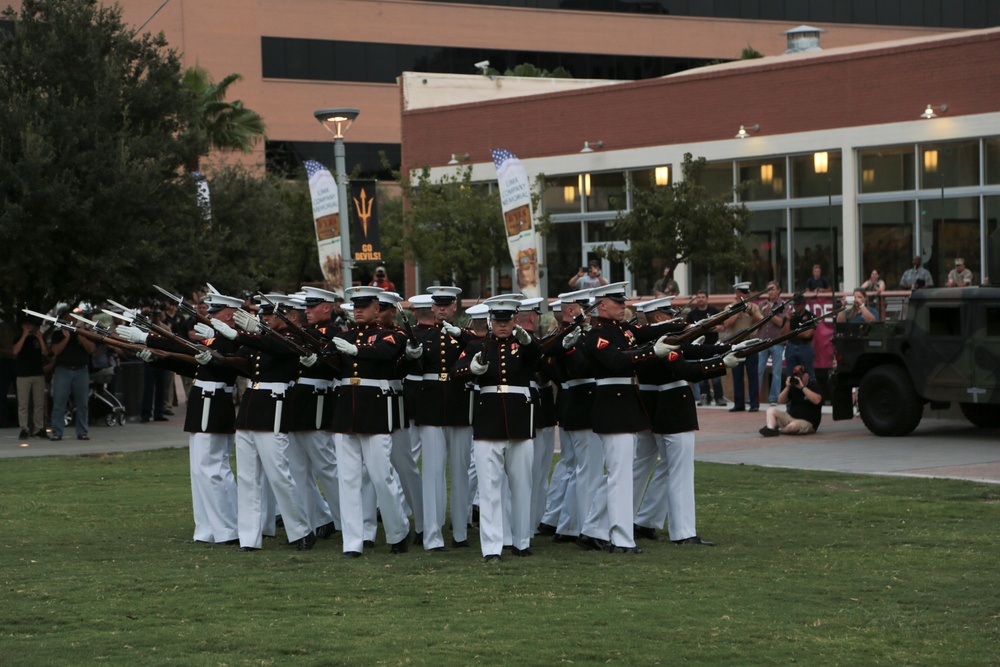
353, 187, 374, 238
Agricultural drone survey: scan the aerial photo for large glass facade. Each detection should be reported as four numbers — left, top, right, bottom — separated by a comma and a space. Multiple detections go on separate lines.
859, 201, 914, 289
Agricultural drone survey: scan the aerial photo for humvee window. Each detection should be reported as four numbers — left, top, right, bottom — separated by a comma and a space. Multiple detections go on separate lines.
927, 306, 961, 336
987, 308, 1000, 337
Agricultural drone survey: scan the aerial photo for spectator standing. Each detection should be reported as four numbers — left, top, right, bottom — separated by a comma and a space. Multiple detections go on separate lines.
946, 258, 973, 287
685, 291, 726, 406
805, 263, 831, 295
568, 260, 608, 289
370, 266, 396, 292
13, 317, 49, 438
721, 282, 763, 412
49, 308, 96, 441
836, 289, 879, 324
140, 306, 169, 423
783, 294, 816, 380
652, 267, 679, 297
899, 255, 934, 290
756, 282, 787, 406
759, 365, 823, 436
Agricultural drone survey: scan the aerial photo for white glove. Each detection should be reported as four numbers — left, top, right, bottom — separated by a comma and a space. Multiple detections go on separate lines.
732, 337, 763, 353
299, 353, 317, 368
654, 335, 680, 358
334, 337, 358, 356
561, 328, 581, 349
233, 310, 260, 334
441, 321, 462, 338
469, 351, 489, 375
691, 335, 706, 346
193, 322, 215, 340
116, 325, 148, 345
211, 318, 237, 340
405, 341, 424, 360
195, 350, 212, 365
137, 349, 154, 362
723, 353, 742, 368
513, 325, 532, 345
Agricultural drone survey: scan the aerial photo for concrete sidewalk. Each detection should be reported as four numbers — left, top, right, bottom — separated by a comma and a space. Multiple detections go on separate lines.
2, 406, 998, 484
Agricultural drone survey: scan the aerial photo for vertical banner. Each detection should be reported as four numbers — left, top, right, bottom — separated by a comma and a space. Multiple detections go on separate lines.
193, 171, 212, 221
304, 160, 343, 292
810, 294, 836, 369
350, 179, 382, 264
491, 148, 540, 298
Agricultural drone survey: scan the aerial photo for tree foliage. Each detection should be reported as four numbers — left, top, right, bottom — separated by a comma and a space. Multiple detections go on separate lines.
598, 154, 751, 283
503, 63, 573, 78
0, 0, 206, 310
395, 165, 509, 291
180, 65, 266, 172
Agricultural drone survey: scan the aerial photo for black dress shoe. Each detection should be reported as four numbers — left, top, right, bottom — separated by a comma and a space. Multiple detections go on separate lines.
610, 545, 644, 554
34, 429, 47, 438
412, 532, 423, 547
471, 505, 480, 525
428, 546, 446, 553
153, 416, 169, 422
185, 539, 211, 544
236, 546, 260, 552
49, 435, 62, 441
293, 532, 318, 551
389, 537, 409, 554
483, 554, 502, 563
77, 434, 89, 440
553, 533, 577, 543
451, 539, 469, 548
536, 522, 557, 536
633, 524, 661, 541
315, 521, 337, 539
510, 547, 533, 557
728, 406, 745, 412
673, 536, 716, 546
275, 515, 284, 528
576, 534, 609, 552
218, 539, 239, 546
343, 551, 362, 559
18, 429, 30, 439
748, 407, 759, 413
363, 540, 375, 549
162, 408, 174, 416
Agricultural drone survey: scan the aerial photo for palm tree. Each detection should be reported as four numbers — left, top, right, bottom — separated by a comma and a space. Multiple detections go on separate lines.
181, 65, 266, 172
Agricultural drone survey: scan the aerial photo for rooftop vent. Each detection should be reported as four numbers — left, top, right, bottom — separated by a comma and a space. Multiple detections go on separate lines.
783, 25, 824, 54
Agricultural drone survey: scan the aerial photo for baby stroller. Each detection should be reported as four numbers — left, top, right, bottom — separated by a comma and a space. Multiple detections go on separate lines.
62, 368, 126, 428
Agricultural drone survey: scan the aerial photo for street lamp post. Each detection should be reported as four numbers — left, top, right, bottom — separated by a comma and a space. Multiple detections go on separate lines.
313, 107, 360, 291
814, 152, 835, 289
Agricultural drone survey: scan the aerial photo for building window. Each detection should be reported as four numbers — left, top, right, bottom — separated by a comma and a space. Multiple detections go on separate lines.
791, 206, 841, 291
696, 161, 735, 199
920, 140, 980, 189
743, 209, 785, 290
738, 158, 787, 202
918, 195, 982, 286
860, 201, 915, 290
792, 151, 842, 198
542, 175, 582, 214
985, 138, 1000, 185
859, 145, 916, 193
584, 171, 627, 212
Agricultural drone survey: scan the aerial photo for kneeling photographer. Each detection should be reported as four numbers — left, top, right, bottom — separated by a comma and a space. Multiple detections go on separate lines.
759, 364, 823, 437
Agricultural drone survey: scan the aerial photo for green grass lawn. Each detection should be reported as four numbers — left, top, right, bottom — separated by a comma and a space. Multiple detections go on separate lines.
2, 448, 998, 666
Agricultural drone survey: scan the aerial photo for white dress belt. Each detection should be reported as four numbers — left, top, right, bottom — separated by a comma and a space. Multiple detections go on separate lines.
250, 381, 291, 394
479, 385, 532, 398
341, 377, 391, 391
405, 374, 423, 382
388, 380, 404, 392
638, 380, 687, 392
193, 380, 234, 393
595, 377, 636, 386
560, 378, 595, 389
422, 372, 453, 381
297, 378, 334, 390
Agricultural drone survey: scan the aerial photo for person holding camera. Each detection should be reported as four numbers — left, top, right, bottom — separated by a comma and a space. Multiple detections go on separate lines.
835, 289, 878, 324
568, 260, 608, 289
758, 364, 822, 437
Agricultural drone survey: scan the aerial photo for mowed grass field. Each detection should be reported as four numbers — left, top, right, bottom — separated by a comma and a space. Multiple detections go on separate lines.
2, 447, 999, 666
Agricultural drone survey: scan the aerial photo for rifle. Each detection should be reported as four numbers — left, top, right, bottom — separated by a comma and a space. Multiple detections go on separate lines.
721, 290, 803, 345
255, 292, 328, 352
731, 304, 851, 359
657, 286, 770, 347
539, 300, 600, 354
153, 285, 212, 326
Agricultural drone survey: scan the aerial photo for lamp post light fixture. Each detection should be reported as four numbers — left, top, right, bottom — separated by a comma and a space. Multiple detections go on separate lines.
814, 151, 835, 287
313, 107, 360, 290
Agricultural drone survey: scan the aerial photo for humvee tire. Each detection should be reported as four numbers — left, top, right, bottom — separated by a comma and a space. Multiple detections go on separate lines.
858, 365, 923, 436
959, 403, 1000, 429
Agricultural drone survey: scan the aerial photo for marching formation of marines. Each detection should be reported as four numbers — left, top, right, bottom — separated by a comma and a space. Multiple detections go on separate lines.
50, 279, 812, 561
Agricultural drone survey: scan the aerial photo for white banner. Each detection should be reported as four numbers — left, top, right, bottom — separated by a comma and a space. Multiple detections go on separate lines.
193, 171, 212, 221
305, 160, 343, 293
491, 148, 539, 298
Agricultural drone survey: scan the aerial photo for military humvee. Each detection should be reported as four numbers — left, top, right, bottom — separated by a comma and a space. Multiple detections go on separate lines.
831, 286, 1000, 436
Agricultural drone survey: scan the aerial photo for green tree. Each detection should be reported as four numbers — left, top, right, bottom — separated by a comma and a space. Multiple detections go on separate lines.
503, 63, 573, 78
180, 65, 265, 173
394, 165, 509, 293
0, 0, 207, 309
598, 153, 751, 285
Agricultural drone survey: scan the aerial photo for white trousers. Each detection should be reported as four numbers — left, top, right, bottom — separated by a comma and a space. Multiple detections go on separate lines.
336, 432, 409, 552
598, 432, 636, 548
531, 425, 556, 531
235, 430, 311, 549
418, 424, 472, 549
541, 426, 579, 536
634, 431, 697, 541
288, 431, 337, 531
632, 430, 659, 516
391, 426, 424, 533
577, 429, 609, 541
189, 432, 238, 543
474, 438, 533, 556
